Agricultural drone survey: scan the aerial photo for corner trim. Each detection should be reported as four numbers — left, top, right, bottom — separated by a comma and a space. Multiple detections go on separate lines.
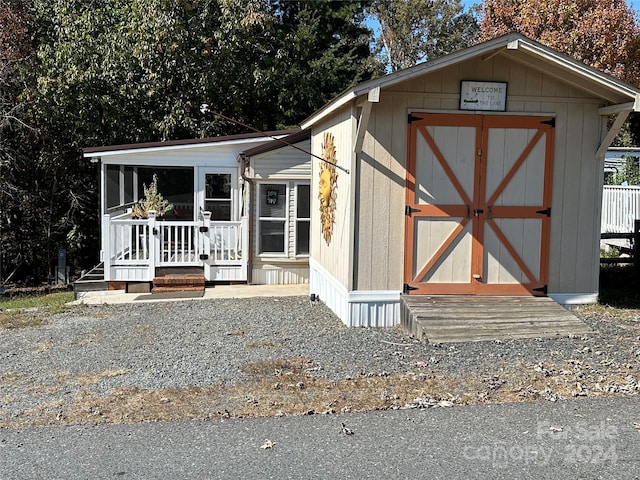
309, 257, 401, 327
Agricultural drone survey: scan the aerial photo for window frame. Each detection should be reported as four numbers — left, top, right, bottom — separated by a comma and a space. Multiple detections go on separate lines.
256, 181, 289, 257
293, 182, 310, 257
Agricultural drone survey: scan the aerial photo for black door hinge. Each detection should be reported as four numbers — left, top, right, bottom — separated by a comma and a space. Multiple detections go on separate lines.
532, 285, 548, 295
541, 118, 555, 127
199, 254, 209, 261
403, 283, 419, 294
199, 226, 209, 233
408, 113, 422, 124
536, 207, 551, 217
405, 205, 420, 216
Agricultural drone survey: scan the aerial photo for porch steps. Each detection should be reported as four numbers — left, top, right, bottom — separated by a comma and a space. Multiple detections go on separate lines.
73, 264, 109, 297
152, 270, 205, 294
401, 295, 591, 343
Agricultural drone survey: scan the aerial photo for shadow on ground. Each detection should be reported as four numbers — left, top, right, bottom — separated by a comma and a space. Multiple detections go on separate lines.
599, 265, 640, 309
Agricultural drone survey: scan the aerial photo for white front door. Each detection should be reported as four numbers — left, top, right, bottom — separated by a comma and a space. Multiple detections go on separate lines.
198, 168, 239, 220
197, 168, 246, 281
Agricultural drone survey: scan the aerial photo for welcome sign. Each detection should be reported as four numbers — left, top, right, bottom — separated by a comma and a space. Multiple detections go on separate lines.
460, 81, 508, 111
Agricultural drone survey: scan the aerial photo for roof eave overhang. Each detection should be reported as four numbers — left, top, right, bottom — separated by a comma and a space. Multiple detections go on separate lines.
301, 34, 640, 130
506, 38, 640, 105
82, 129, 300, 159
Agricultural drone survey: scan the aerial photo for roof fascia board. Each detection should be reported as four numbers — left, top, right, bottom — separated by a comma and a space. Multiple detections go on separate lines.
514, 40, 639, 100
83, 136, 286, 159
242, 129, 311, 157
300, 91, 358, 129
301, 34, 519, 129
302, 34, 640, 130
505, 52, 626, 104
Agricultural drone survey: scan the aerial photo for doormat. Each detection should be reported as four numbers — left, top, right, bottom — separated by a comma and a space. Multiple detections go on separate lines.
134, 290, 205, 301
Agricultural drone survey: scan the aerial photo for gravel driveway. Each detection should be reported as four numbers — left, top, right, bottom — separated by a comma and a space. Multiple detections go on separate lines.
1, 296, 639, 427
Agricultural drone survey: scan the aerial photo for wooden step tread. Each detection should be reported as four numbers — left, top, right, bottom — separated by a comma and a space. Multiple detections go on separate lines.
401, 294, 591, 343
151, 286, 205, 294
153, 276, 205, 287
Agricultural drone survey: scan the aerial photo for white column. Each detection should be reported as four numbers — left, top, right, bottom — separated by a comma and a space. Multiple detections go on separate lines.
148, 210, 157, 277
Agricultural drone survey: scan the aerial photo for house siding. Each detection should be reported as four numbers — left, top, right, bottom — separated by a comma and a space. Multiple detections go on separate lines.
351, 56, 604, 296
248, 139, 311, 285
310, 109, 356, 289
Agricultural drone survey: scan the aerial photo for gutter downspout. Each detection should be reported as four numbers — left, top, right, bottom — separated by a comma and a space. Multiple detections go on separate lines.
239, 153, 253, 284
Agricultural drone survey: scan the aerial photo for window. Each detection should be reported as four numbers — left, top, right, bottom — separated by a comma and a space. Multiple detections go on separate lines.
205, 173, 232, 220
106, 165, 120, 209
295, 184, 310, 255
258, 183, 287, 254
138, 167, 195, 220
257, 182, 310, 257
105, 166, 138, 210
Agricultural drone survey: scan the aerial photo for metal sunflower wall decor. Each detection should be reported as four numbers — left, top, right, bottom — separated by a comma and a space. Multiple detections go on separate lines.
319, 132, 338, 244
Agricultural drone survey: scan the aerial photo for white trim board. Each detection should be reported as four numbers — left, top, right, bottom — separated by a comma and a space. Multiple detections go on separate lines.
549, 293, 598, 306
309, 257, 401, 327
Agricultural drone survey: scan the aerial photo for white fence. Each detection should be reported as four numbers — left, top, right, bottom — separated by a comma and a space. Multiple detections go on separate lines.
601, 185, 640, 233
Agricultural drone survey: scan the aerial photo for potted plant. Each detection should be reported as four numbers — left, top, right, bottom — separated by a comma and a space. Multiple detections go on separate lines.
131, 174, 173, 219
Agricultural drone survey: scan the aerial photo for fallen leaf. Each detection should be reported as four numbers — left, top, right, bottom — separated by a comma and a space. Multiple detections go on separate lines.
340, 422, 354, 435
261, 439, 275, 449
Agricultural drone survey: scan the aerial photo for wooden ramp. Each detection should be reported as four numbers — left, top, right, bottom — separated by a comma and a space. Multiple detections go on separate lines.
401, 295, 591, 343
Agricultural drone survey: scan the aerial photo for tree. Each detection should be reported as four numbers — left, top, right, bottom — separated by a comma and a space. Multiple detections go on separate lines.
479, 0, 640, 86
368, 0, 479, 71
259, 0, 375, 125
0, 0, 375, 284
0, 0, 42, 284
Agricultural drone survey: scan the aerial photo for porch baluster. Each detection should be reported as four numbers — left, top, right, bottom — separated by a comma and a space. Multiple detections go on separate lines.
148, 211, 157, 276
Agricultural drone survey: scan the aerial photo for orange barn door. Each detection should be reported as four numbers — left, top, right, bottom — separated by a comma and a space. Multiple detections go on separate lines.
404, 113, 554, 295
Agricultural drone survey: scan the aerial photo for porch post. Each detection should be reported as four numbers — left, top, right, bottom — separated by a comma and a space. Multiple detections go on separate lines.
148, 210, 157, 279
241, 216, 249, 277
201, 211, 212, 262
102, 214, 112, 281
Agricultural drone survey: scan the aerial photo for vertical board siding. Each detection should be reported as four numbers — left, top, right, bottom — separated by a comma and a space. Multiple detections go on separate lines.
357, 95, 410, 291
349, 55, 603, 296
558, 104, 584, 293
310, 109, 355, 288
575, 103, 602, 293
547, 102, 568, 294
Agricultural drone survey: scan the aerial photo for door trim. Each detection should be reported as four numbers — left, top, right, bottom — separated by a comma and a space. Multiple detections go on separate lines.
404, 113, 555, 295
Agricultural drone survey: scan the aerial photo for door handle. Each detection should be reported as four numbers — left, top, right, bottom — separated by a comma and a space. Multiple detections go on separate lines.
473, 209, 484, 217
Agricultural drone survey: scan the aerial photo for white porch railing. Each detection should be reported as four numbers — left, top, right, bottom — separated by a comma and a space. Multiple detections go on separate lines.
157, 221, 201, 266
601, 185, 640, 233
102, 210, 245, 281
